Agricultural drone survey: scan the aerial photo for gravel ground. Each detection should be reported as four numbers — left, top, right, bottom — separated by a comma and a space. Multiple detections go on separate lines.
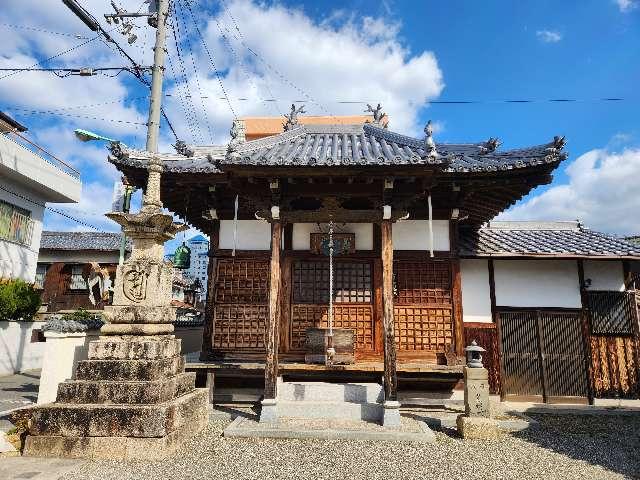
57, 410, 640, 480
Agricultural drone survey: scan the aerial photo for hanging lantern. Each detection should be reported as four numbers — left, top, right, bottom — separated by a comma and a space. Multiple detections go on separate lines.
173, 242, 191, 269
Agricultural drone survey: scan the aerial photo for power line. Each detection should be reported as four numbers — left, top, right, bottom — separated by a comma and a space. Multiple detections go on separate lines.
0, 184, 100, 231
173, 0, 215, 142
9, 107, 146, 126
0, 23, 89, 39
168, 4, 205, 143
181, 0, 238, 119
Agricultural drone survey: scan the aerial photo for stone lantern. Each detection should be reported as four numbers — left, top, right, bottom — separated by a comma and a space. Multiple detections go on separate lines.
464, 340, 485, 368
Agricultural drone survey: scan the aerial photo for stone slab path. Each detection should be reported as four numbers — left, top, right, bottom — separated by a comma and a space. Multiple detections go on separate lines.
0, 370, 40, 432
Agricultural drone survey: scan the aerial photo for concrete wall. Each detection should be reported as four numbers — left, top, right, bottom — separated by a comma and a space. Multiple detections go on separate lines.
460, 259, 493, 323
494, 259, 581, 308
583, 260, 625, 291
0, 180, 47, 282
219, 220, 271, 250
0, 320, 45, 376
0, 133, 80, 203
293, 223, 373, 250
392, 220, 450, 251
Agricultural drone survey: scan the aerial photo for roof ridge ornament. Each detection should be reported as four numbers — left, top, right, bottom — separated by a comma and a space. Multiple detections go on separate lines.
173, 140, 194, 157
227, 120, 244, 160
479, 137, 501, 154
424, 120, 438, 159
283, 103, 306, 131
365, 103, 387, 127
547, 135, 566, 152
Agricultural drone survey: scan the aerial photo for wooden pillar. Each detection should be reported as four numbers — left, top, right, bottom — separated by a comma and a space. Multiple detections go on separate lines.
380, 220, 398, 402
264, 221, 282, 400
577, 259, 596, 404
449, 220, 464, 356
200, 220, 219, 360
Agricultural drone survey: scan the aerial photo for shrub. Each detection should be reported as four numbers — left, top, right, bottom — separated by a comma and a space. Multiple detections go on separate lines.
0, 279, 41, 321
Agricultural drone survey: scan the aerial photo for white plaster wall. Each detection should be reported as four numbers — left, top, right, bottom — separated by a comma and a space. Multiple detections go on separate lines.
583, 260, 625, 291
292, 223, 373, 251
0, 179, 45, 282
0, 320, 46, 376
37, 250, 121, 264
460, 259, 493, 323
392, 220, 450, 251
494, 260, 581, 308
219, 220, 271, 250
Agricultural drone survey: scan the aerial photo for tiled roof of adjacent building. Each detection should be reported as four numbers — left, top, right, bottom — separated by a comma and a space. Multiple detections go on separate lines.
40, 231, 129, 251
459, 221, 640, 258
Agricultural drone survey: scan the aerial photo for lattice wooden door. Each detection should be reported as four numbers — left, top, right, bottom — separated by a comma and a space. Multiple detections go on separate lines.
500, 310, 589, 403
212, 258, 269, 352
393, 260, 454, 354
290, 260, 375, 353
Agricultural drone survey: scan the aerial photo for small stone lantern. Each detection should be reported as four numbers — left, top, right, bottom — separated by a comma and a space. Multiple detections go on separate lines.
464, 340, 485, 368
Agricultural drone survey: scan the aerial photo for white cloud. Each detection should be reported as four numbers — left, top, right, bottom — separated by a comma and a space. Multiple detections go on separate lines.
536, 30, 563, 43
498, 145, 640, 235
165, 0, 444, 141
614, 0, 638, 12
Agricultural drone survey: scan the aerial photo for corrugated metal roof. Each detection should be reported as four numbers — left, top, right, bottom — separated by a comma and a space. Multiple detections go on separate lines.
459, 222, 640, 258
40, 231, 129, 251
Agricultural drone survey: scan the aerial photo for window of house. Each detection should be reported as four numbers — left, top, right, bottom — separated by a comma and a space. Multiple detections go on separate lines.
69, 265, 86, 290
34, 264, 48, 289
0, 199, 34, 246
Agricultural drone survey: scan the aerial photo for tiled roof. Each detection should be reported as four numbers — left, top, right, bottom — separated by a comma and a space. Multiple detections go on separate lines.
459, 221, 640, 258
225, 123, 565, 171
110, 123, 566, 174
40, 231, 128, 251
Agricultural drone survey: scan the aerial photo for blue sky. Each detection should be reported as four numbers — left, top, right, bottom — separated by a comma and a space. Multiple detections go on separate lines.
1, 0, 639, 248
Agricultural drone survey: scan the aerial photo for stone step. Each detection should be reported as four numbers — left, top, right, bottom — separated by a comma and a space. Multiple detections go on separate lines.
56, 372, 196, 405
277, 381, 384, 403
76, 356, 185, 381
29, 388, 207, 438
88, 336, 182, 361
276, 400, 383, 422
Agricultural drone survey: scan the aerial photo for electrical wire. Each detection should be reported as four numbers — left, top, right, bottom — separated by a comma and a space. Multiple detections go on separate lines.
181, 0, 238, 119
0, 185, 100, 231
174, 0, 215, 142
9, 107, 146, 126
168, 5, 205, 144
0, 23, 89, 39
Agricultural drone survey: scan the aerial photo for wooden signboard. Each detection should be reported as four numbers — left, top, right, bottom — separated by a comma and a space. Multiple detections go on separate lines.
310, 233, 355, 255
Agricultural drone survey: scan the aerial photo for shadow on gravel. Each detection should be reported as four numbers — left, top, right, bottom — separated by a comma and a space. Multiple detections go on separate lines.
510, 411, 640, 479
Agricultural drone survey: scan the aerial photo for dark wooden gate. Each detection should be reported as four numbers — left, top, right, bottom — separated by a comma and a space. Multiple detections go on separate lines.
499, 310, 589, 403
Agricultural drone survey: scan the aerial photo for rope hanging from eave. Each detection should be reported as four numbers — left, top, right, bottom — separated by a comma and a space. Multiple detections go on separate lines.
232, 194, 238, 257
428, 193, 434, 258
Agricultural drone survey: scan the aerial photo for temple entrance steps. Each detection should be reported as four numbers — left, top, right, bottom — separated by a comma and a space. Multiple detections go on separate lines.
275, 379, 384, 421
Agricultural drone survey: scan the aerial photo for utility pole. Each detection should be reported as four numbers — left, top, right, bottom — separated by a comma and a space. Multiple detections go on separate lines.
145, 0, 170, 154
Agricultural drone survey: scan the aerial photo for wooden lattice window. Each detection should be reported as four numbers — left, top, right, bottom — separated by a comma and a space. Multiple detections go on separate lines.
393, 260, 451, 305
586, 291, 638, 335
291, 305, 374, 351
293, 261, 372, 304
214, 259, 269, 303
213, 305, 267, 351
394, 306, 453, 351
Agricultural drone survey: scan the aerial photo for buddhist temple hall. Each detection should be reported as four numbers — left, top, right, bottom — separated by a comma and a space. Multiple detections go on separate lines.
108, 108, 640, 408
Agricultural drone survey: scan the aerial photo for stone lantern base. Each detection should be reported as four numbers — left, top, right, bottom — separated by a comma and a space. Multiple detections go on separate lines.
24, 335, 208, 460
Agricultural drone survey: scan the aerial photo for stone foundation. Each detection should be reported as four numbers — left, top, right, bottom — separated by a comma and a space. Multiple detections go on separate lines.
24, 335, 207, 460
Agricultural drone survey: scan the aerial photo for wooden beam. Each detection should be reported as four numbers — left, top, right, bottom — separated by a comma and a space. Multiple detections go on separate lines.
449, 220, 464, 356
488, 258, 497, 322
380, 220, 398, 401
201, 220, 219, 360
264, 221, 282, 400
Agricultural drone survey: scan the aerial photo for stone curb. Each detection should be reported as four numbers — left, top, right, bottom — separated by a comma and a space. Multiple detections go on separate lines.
223, 416, 436, 443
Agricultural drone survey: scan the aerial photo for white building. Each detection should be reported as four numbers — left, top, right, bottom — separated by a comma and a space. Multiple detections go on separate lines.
185, 234, 209, 302
0, 112, 81, 282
